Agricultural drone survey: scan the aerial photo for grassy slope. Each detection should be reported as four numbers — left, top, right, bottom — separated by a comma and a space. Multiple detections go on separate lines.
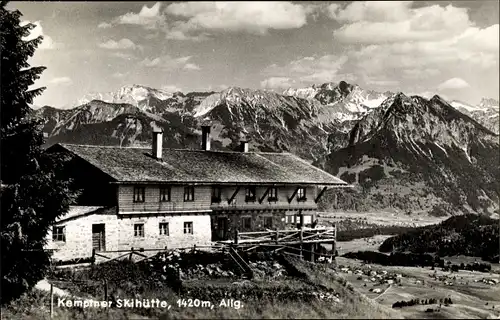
1, 256, 401, 319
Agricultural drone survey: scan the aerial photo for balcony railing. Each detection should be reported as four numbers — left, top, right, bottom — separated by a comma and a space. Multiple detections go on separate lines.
211, 201, 317, 211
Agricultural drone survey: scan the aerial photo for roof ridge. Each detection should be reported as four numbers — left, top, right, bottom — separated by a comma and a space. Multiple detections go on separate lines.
60, 143, 145, 149
61, 143, 289, 155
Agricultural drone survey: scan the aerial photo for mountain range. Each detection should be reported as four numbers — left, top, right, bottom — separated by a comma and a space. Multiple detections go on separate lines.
33, 81, 500, 217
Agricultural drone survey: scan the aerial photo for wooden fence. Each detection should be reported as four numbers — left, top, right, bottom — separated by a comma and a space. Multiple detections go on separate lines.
219, 226, 337, 262
90, 244, 217, 265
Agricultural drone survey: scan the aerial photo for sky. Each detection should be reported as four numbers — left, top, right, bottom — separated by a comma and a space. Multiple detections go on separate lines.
7, 1, 500, 108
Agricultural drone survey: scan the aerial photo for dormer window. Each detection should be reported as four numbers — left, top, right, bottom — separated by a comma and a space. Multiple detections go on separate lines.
297, 187, 306, 202
133, 186, 145, 203
268, 187, 278, 202
212, 186, 221, 203
245, 186, 256, 202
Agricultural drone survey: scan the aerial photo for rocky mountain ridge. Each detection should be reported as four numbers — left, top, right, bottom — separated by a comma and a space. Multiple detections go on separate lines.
450, 98, 499, 134
319, 93, 499, 216
34, 82, 500, 217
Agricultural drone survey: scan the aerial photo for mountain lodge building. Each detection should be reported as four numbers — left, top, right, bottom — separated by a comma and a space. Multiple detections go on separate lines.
45, 126, 350, 262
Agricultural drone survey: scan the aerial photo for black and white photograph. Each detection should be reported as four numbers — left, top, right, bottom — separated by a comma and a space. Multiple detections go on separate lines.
1, 1, 499, 319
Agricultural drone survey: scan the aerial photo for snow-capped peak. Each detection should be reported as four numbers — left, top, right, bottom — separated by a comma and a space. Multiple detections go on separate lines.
74, 84, 175, 110
450, 100, 483, 112
479, 98, 499, 110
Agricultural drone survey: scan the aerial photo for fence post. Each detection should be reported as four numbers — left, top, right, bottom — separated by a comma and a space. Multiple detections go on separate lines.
50, 283, 54, 318
275, 228, 279, 244
129, 247, 134, 261
104, 279, 108, 301
299, 228, 304, 260
331, 240, 336, 263
234, 229, 239, 245
91, 249, 96, 266
193, 244, 196, 253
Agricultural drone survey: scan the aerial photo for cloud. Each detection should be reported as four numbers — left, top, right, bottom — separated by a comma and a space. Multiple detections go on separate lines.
117, 2, 165, 29
183, 63, 201, 71
402, 68, 441, 80
112, 72, 127, 78
164, 29, 210, 41
260, 77, 295, 90
163, 2, 315, 40
101, 2, 316, 40
49, 77, 72, 85
362, 74, 399, 87
98, 38, 141, 50
98, 22, 113, 29
162, 85, 183, 92
328, 2, 413, 23
21, 21, 61, 50
408, 91, 448, 100
139, 55, 196, 70
262, 54, 353, 86
438, 78, 470, 91
322, 1, 499, 98
99, 2, 166, 30
330, 3, 471, 44
110, 52, 136, 60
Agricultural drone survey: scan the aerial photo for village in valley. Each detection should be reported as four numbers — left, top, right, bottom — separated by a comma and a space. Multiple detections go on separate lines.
1, 1, 500, 319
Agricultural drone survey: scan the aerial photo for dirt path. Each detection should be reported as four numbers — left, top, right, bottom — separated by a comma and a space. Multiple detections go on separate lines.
374, 284, 392, 301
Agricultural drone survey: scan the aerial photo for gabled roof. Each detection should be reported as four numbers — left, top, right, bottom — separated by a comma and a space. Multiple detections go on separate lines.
54, 206, 115, 223
50, 143, 350, 186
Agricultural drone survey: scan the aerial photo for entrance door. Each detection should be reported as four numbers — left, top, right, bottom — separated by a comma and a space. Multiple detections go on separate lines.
92, 224, 105, 251
217, 217, 229, 240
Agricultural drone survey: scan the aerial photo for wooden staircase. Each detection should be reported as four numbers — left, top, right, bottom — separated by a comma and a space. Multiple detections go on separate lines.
227, 246, 254, 279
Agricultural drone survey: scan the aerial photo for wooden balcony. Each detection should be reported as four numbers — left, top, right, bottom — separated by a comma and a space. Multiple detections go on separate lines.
210, 200, 317, 211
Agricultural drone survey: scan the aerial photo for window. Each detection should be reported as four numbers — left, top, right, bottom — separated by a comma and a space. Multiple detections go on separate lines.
134, 224, 144, 237
159, 223, 169, 236
242, 217, 252, 230
52, 226, 66, 242
285, 215, 296, 224
133, 186, 145, 203
184, 186, 194, 202
264, 217, 273, 229
303, 215, 312, 225
268, 187, 278, 201
212, 186, 221, 203
184, 222, 193, 234
245, 186, 256, 202
160, 186, 171, 202
297, 187, 306, 202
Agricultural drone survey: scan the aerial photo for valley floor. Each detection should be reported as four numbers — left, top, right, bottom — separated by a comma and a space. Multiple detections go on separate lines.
336, 255, 500, 319
319, 211, 447, 228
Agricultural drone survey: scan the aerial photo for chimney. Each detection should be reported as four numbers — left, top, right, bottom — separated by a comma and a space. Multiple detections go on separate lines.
240, 140, 249, 153
152, 128, 163, 160
201, 125, 211, 151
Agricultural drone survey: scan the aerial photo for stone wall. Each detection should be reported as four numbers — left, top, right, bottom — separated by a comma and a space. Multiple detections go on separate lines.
45, 213, 212, 262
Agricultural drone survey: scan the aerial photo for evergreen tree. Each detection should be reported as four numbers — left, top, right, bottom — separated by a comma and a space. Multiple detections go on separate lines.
1, 1, 77, 304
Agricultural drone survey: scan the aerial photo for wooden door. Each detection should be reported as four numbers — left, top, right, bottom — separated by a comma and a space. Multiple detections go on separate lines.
92, 224, 105, 251
217, 217, 228, 240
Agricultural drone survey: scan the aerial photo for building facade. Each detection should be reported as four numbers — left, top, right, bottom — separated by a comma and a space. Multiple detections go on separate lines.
45, 126, 350, 261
